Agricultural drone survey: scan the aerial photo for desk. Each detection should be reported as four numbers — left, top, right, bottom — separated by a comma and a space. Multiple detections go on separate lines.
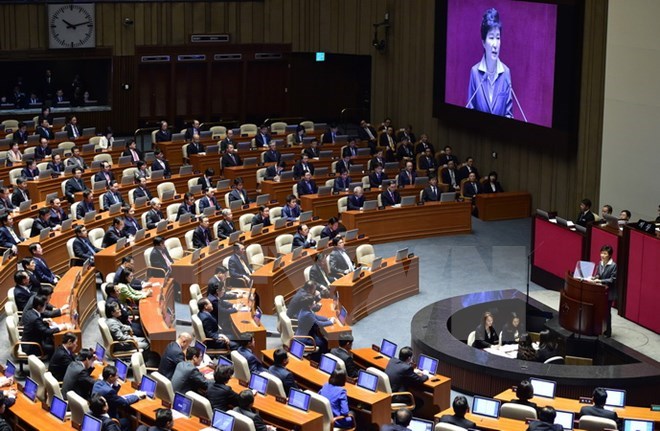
262, 349, 391, 431
475, 192, 532, 221
226, 289, 267, 359
0, 255, 18, 311
352, 346, 451, 416
341, 201, 472, 243
139, 277, 176, 356
6, 391, 77, 431
330, 256, 419, 323
435, 408, 530, 431
316, 298, 353, 349
50, 265, 97, 347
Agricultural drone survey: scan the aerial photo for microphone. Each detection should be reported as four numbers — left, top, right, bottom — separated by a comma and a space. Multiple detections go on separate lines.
511, 87, 528, 122
465, 73, 489, 109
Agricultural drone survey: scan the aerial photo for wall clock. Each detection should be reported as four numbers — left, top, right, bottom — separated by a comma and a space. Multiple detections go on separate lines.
48, 3, 96, 49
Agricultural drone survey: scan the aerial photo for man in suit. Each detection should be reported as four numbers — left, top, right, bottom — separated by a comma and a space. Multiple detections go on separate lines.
30, 208, 52, 237
335, 155, 352, 175
154, 121, 172, 142
92, 364, 145, 420
184, 119, 201, 141
383, 409, 414, 431
66, 147, 88, 172
192, 216, 212, 248
133, 176, 153, 201
198, 188, 221, 212
304, 139, 321, 159
102, 217, 127, 248
49, 197, 68, 226
282, 195, 302, 221
441, 160, 461, 191
263, 141, 281, 163
342, 137, 359, 159
13, 122, 29, 144
150, 235, 174, 274
151, 148, 172, 177
29, 242, 59, 285
577, 198, 595, 227
112, 256, 147, 292
385, 346, 429, 410
158, 332, 193, 380
73, 225, 100, 263
0, 187, 15, 212
398, 161, 417, 186
295, 296, 334, 357
462, 172, 482, 198
397, 124, 416, 144
61, 348, 97, 400
0, 213, 23, 253
122, 139, 144, 164
48, 332, 78, 382
358, 120, 377, 148
321, 124, 339, 144
286, 281, 321, 319
228, 179, 250, 204
419, 148, 439, 176
527, 407, 564, 431
297, 172, 318, 196
47, 153, 65, 175
76, 190, 95, 219
254, 125, 271, 147
320, 217, 340, 240
268, 348, 299, 395
422, 177, 442, 202
237, 332, 267, 373
233, 390, 271, 431
187, 133, 205, 155
579, 388, 620, 425
207, 365, 240, 412
438, 145, 460, 167
35, 137, 52, 161
64, 167, 86, 203
88, 395, 124, 431
219, 129, 235, 152
330, 333, 360, 378
217, 209, 236, 239
198, 298, 232, 349
171, 346, 209, 395
381, 181, 401, 207
347, 186, 365, 210
21, 159, 40, 180
333, 171, 352, 192
145, 198, 164, 229
22, 295, 68, 359
264, 160, 286, 180
12, 271, 32, 311
396, 137, 415, 164
369, 163, 388, 188
293, 154, 315, 179
292, 224, 316, 249
438, 396, 477, 429
36, 118, 53, 140
328, 236, 355, 279
228, 243, 252, 285
293, 125, 305, 144
103, 180, 125, 209
251, 206, 271, 227
197, 168, 214, 192
93, 162, 115, 187
64, 115, 81, 139
221, 144, 242, 168
379, 126, 396, 155
309, 254, 332, 291
458, 156, 480, 182
370, 149, 386, 171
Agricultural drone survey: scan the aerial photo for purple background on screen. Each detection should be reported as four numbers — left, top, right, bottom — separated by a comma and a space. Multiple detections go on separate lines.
444, 0, 557, 127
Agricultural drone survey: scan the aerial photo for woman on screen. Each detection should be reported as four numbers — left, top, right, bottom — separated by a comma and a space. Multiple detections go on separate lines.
472, 311, 499, 348
466, 8, 513, 118
591, 244, 617, 337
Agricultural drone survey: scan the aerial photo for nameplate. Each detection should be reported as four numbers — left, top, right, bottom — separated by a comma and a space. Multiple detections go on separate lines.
651, 405, 660, 411
579, 397, 592, 404
162, 400, 172, 408
274, 396, 287, 404
200, 418, 211, 426
309, 361, 319, 369
371, 344, 380, 352
238, 379, 248, 387
346, 377, 357, 385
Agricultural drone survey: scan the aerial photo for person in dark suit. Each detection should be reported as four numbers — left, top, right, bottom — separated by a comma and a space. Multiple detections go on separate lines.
228, 178, 250, 204
254, 125, 271, 147
472, 311, 498, 348
264, 160, 286, 180
0, 213, 24, 252
221, 144, 242, 168
293, 154, 315, 179
297, 172, 318, 196
320, 217, 340, 240
151, 148, 172, 177
12, 180, 30, 207
150, 236, 174, 275
333, 171, 352, 192
293, 224, 316, 249
328, 236, 355, 279
184, 119, 201, 141
207, 365, 240, 412
92, 364, 145, 420
286, 281, 320, 319
49, 197, 68, 226
29, 242, 59, 285
382, 409, 414, 431
334, 155, 351, 175
174, 193, 196, 222
197, 168, 214, 192
122, 139, 144, 164
21, 159, 40, 179
251, 206, 271, 227
398, 161, 417, 186
527, 407, 564, 431
30, 208, 52, 237
579, 388, 620, 425
233, 390, 270, 431
64, 116, 81, 139
35, 138, 52, 161
61, 348, 97, 400
13, 122, 29, 144
380, 181, 401, 206
12, 271, 32, 311
46, 153, 65, 175
198, 188, 221, 212
268, 348, 299, 395
88, 395, 122, 431
192, 216, 212, 248
133, 177, 153, 201
296, 296, 334, 356
121, 206, 142, 236
187, 134, 205, 155
304, 139, 321, 159
511, 379, 539, 413
93, 162, 115, 187
72, 225, 100, 263
21, 295, 65, 358
418, 148, 439, 176
347, 186, 365, 210
237, 332, 267, 373
0, 187, 15, 212
591, 245, 617, 337
263, 141, 281, 163
217, 209, 237, 239
209, 284, 239, 331
145, 198, 164, 229
321, 124, 339, 144
36, 118, 53, 140
219, 129, 235, 152
380, 126, 397, 158
48, 332, 78, 382
577, 198, 595, 227
439, 396, 477, 429
458, 156, 480, 182
171, 346, 209, 395
66, 147, 88, 172
422, 177, 441, 202
385, 346, 429, 411
438, 145, 459, 166
76, 190, 96, 219
330, 333, 360, 378
535, 330, 561, 363
309, 254, 333, 292
369, 163, 388, 188
396, 138, 414, 164
462, 172, 482, 198
370, 149, 386, 171
415, 134, 435, 155
102, 217, 127, 248
64, 167, 86, 203
282, 195, 301, 221
228, 243, 252, 284
483, 171, 504, 193
158, 333, 193, 380
358, 120, 377, 149
154, 121, 172, 142
103, 180, 126, 209
292, 125, 305, 144
342, 138, 359, 158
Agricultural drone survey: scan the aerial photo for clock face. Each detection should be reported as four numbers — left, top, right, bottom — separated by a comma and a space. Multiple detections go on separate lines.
48, 3, 96, 49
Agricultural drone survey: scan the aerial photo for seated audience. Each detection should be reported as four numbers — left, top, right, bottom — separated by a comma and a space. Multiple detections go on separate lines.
318, 369, 354, 429
216, 209, 236, 239
206, 365, 240, 412
292, 224, 316, 249
198, 298, 232, 350
380, 181, 401, 206
158, 333, 193, 380
72, 225, 100, 263
527, 406, 563, 431
501, 312, 521, 344
472, 311, 499, 348
328, 236, 355, 279
535, 330, 561, 363
579, 387, 620, 426
105, 302, 149, 350
92, 364, 145, 420
192, 216, 212, 248
88, 395, 122, 431
385, 346, 428, 410
233, 390, 275, 431
512, 378, 539, 413
282, 195, 302, 221
295, 296, 334, 357
383, 408, 414, 431
320, 217, 340, 240
237, 332, 267, 374
171, 346, 209, 395
577, 198, 595, 227
76, 190, 95, 219
22, 295, 70, 358
516, 333, 537, 361
421, 176, 442, 202
439, 395, 476, 429
398, 161, 417, 186
145, 198, 164, 229
297, 172, 318, 196
268, 348, 299, 395
347, 186, 365, 210
228, 178, 250, 204
330, 333, 360, 378
48, 332, 78, 382
61, 348, 96, 400
483, 171, 504, 193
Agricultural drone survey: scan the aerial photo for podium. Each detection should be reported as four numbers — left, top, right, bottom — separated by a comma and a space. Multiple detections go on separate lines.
559, 272, 609, 336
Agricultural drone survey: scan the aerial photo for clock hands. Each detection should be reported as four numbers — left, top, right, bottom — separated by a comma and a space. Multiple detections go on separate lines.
70, 21, 92, 29
60, 19, 92, 30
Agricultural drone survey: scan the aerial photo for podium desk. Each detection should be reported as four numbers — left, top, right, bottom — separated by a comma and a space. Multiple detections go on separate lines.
352, 347, 451, 415
251, 235, 367, 314
330, 256, 419, 323
316, 298, 353, 349
435, 408, 530, 431
559, 272, 609, 336
50, 265, 97, 347
475, 191, 532, 221
342, 201, 472, 243
261, 349, 392, 431
226, 288, 267, 359
139, 277, 177, 356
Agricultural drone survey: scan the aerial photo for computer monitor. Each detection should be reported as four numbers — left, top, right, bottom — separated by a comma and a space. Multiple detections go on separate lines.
49, 395, 68, 421
344, 228, 358, 241
218, 356, 233, 367
318, 355, 337, 375
195, 340, 207, 358
356, 370, 379, 392
289, 339, 305, 360
440, 192, 457, 202
115, 359, 128, 381
471, 396, 500, 418
139, 375, 157, 399
95, 342, 105, 363
172, 392, 193, 417
395, 248, 409, 262
604, 388, 626, 408
554, 410, 575, 430
408, 417, 435, 431
211, 409, 235, 431
338, 306, 348, 325
248, 373, 268, 395
623, 420, 654, 431
530, 377, 557, 398
380, 339, 397, 358
23, 377, 38, 402
4, 360, 15, 378
287, 388, 311, 412
81, 414, 102, 431
417, 354, 439, 375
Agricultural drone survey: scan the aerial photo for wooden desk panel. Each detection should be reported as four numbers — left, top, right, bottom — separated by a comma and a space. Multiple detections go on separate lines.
0, 255, 18, 311
317, 298, 353, 349
7, 392, 78, 431
139, 277, 176, 356
342, 201, 472, 243
435, 408, 529, 431
475, 192, 532, 221
226, 289, 267, 359
331, 256, 419, 323
51, 266, 97, 337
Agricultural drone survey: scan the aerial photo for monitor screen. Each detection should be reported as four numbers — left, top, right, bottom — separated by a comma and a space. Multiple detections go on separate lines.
211, 409, 235, 431
530, 377, 557, 398
554, 410, 574, 430
338, 306, 348, 324
139, 375, 157, 399
195, 340, 207, 358
288, 388, 311, 412
50, 395, 68, 421
604, 388, 626, 408
289, 339, 305, 360
318, 355, 338, 375
417, 354, 439, 375
472, 396, 500, 418
356, 370, 379, 392
380, 339, 397, 358
172, 392, 193, 417
623, 420, 654, 431
4, 360, 15, 378
95, 342, 105, 363
408, 418, 435, 431
115, 359, 128, 381
23, 377, 38, 401
218, 356, 233, 367
81, 413, 102, 431
249, 374, 268, 395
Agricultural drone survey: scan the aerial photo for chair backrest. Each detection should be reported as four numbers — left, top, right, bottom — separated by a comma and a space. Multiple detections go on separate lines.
212, 221, 222, 240
181, 143, 189, 160
435, 423, 469, 431
166, 203, 181, 221
58, 141, 76, 151
70, 202, 80, 220
356, 244, 376, 266
4, 301, 17, 317
66, 390, 90, 427
500, 403, 538, 421
330, 161, 338, 174
245, 243, 264, 268
270, 206, 282, 222
89, 136, 102, 148
305, 389, 333, 431
377, 194, 383, 207
88, 227, 105, 249
184, 229, 195, 250
44, 371, 64, 405
93, 153, 112, 164
164, 237, 184, 260
6, 318, 22, 358
361, 175, 370, 188
579, 415, 618, 431
292, 184, 299, 199
467, 331, 476, 347
189, 299, 200, 316
239, 123, 258, 138
189, 284, 202, 301
275, 234, 293, 254
28, 355, 47, 401
230, 350, 251, 383
97, 300, 106, 318
225, 409, 257, 431
143, 247, 154, 268
122, 167, 138, 180
157, 182, 176, 200
18, 218, 34, 239
239, 213, 253, 232
256, 168, 267, 184
325, 353, 347, 373
277, 311, 295, 346
210, 126, 227, 140
223, 192, 231, 208
131, 351, 146, 385
186, 390, 213, 420
300, 121, 314, 133
127, 188, 137, 206
303, 265, 312, 282
325, 179, 335, 188
1, 119, 19, 129
274, 295, 286, 314
309, 225, 323, 242
9, 168, 22, 185
37, 162, 48, 172
271, 122, 287, 134
97, 318, 115, 359
366, 366, 392, 394
190, 314, 205, 342
260, 371, 287, 398
337, 196, 348, 213
150, 371, 174, 404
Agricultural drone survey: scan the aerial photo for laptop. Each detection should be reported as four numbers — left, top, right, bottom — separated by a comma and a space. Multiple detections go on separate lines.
4, 360, 16, 378
318, 186, 332, 196
604, 388, 626, 407
191, 248, 201, 262
249, 373, 268, 395
23, 377, 38, 401
292, 246, 303, 260
315, 167, 329, 176
362, 200, 378, 210
179, 165, 192, 176
81, 414, 102, 431
623, 420, 654, 431
121, 175, 134, 185
384, 162, 399, 171
536, 209, 551, 219
274, 218, 287, 229
287, 388, 311, 412
151, 170, 164, 180
156, 219, 169, 233
401, 195, 416, 207
255, 194, 270, 205
115, 359, 129, 381
414, 177, 429, 187
229, 200, 242, 211
49, 395, 68, 421
209, 239, 219, 251
216, 179, 230, 190
217, 356, 233, 367
250, 223, 263, 236
289, 339, 305, 360
45, 192, 59, 203
408, 417, 435, 431
380, 339, 397, 358
316, 237, 329, 249
206, 145, 219, 155
118, 156, 132, 166
195, 340, 207, 358
344, 228, 358, 241
82, 127, 96, 136
351, 267, 362, 282
84, 210, 97, 223
228, 231, 241, 244
299, 210, 313, 223
161, 189, 175, 201
319, 150, 333, 159
395, 248, 409, 262
471, 396, 501, 418
135, 196, 148, 207
280, 171, 294, 181
109, 203, 122, 215
95, 342, 106, 363
370, 257, 382, 270
38, 169, 54, 179
39, 227, 52, 241
139, 375, 157, 399
318, 355, 338, 374
554, 410, 575, 430
189, 184, 202, 195
172, 392, 193, 418
243, 157, 257, 167
338, 305, 348, 325
440, 192, 457, 202
61, 218, 73, 231
417, 354, 439, 375
206, 409, 235, 431
356, 370, 379, 392
530, 377, 557, 398
134, 229, 146, 242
